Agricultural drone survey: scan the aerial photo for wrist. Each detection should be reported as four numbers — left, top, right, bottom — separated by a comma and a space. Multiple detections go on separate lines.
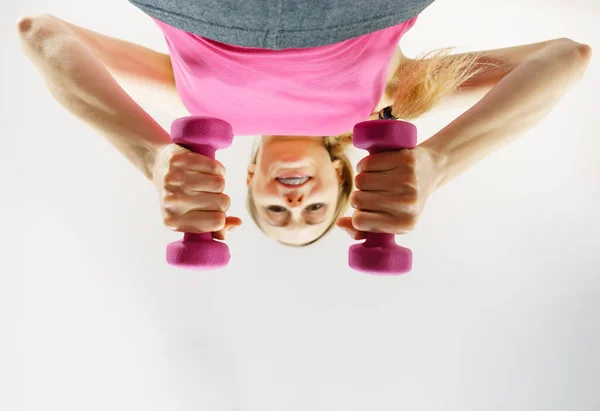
143, 143, 167, 181
423, 143, 450, 192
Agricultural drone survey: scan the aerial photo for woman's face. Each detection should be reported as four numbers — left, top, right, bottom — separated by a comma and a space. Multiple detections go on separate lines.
247, 135, 343, 245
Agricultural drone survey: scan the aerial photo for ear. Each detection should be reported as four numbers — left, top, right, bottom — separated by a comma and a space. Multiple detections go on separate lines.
246, 163, 256, 186
332, 159, 344, 183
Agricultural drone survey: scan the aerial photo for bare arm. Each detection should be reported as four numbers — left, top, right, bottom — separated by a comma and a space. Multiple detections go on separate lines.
421, 38, 592, 190
340, 38, 592, 238
382, 38, 578, 111
40, 14, 188, 117
437, 38, 574, 107
51, 15, 172, 82
18, 14, 173, 180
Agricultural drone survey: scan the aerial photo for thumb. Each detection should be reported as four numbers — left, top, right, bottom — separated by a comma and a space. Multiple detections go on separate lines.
212, 216, 242, 240
336, 217, 368, 241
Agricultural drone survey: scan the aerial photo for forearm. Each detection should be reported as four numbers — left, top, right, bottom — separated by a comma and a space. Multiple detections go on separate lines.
422, 39, 592, 190
18, 15, 171, 180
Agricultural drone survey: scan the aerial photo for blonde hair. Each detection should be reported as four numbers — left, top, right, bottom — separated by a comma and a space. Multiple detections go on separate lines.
248, 47, 494, 246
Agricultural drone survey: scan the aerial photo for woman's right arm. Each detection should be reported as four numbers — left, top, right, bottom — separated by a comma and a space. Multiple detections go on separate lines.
18, 15, 239, 235
45, 14, 188, 117
18, 15, 172, 180
47, 14, 174, 85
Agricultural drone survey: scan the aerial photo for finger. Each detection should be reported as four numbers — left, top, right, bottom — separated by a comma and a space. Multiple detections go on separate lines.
163, 191, 231, 213
164, 210, 227, 234
212, 216, 243, 240
357, 149, 415, 173
336, 217, 368, 240
354, 172, 391, 192
165, 171, 226, 194
355, 170, 417, 192
175, 150, 226, 176
350, 190, 418, 215
352, 210, 416, 234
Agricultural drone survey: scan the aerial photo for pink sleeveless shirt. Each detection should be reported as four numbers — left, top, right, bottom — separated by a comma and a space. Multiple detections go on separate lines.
153, 17, 417, 136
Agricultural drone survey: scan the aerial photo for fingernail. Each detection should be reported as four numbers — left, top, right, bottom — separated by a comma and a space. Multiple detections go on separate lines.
357, 160, 366, 173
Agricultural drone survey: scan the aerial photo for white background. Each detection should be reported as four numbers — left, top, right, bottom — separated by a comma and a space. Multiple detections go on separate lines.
1, 0, 599, 410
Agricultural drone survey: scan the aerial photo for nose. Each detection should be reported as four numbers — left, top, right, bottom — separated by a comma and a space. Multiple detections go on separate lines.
285, 192, 304, 207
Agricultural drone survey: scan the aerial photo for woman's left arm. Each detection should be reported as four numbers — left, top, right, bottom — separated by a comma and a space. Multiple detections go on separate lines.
423, 38, 592, 191
338, 38, 592, 237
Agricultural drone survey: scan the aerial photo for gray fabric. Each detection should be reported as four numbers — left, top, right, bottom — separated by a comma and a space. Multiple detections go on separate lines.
128, 0, 435, 50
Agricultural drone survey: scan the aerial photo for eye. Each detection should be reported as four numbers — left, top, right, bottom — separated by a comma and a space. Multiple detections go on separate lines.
267, 206, 286, 213
307, 203, 325, 212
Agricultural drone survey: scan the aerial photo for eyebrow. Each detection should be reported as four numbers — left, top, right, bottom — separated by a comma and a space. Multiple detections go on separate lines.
263, 215, 327, 228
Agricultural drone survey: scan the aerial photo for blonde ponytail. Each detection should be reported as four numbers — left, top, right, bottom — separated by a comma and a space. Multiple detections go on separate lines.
385, 47, 494, 120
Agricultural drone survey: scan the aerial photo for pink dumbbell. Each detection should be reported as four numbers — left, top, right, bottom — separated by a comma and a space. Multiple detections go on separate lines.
166, 116, 233, 270
349, 120, 417, 275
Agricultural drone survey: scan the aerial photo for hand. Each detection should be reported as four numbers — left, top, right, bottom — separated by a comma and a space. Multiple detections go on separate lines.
151, 144, 241, 240
336, 145, 439, 239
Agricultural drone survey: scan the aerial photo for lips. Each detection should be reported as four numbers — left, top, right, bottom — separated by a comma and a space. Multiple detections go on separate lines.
276, 177, 311, 186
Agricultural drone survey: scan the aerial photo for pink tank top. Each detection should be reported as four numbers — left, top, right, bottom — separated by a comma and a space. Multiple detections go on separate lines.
153, 17, 417, 136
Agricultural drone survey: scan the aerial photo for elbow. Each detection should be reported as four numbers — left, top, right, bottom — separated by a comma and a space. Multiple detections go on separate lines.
17, 14, 64, 51
577, 43, 592, 62
17, 14, 49, 38
17, 16, 34, 34
569, 42, 592, 76
564, 41, 592, 83
556, 38, 592, 61
575, 43, 592, 81
17, 14, 80, 70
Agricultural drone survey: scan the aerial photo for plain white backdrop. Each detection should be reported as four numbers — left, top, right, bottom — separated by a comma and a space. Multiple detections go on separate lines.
1, 0, 599, 410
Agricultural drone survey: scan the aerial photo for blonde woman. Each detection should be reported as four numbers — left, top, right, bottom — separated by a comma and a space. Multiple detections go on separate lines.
17, 1, 592, 247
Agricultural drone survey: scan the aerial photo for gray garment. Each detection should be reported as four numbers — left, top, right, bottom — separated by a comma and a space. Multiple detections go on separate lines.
128, 0, 435, 50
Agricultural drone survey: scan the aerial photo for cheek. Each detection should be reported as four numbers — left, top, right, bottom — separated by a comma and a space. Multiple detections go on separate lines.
326, 186, 341, 205
312, 178, 340, 204
317, 167, 342, 191
250, 175, 277, 199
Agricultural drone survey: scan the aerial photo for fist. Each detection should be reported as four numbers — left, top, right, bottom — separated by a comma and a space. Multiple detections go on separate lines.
151, 144, 241, 239
337, 146, 439, 239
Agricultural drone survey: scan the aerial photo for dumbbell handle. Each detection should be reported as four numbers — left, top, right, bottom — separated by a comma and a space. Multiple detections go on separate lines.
361, 139, 416, 249
177, 137, 218, 246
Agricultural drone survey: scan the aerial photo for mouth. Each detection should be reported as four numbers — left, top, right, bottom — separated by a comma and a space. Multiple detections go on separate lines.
276, 176, 311, 187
